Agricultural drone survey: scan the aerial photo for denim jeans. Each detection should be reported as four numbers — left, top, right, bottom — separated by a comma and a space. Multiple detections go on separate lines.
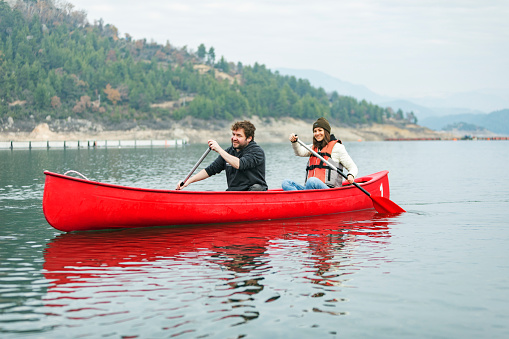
282, 177, 329, 191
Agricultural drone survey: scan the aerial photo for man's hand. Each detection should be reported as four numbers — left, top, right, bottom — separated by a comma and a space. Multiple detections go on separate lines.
175, 169, 210, 190
208, 139, 222, 153
175, 181, 187, 190
209, 139, 240, 169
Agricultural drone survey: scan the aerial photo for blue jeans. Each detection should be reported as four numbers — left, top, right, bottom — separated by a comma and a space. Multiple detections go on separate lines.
282, 177, 329, 191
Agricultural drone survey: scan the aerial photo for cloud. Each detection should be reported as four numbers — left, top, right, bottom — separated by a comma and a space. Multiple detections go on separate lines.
70, 0, 509, 97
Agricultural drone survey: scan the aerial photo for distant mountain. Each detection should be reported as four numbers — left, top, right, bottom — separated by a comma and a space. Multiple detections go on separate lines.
410, 90, 509, 113
377, 100, 439, 120
442, 122, 493, 135
378, 100, 487, 121
275, 68, 389, 104
420, 109, 509, 135
274, 68, 508, 118
274, 68, 509, 135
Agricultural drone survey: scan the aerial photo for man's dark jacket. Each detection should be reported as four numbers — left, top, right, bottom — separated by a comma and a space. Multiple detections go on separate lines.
205, 141, 268, 191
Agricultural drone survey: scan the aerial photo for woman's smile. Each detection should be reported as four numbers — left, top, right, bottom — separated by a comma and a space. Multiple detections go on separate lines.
313, 127, 325, 142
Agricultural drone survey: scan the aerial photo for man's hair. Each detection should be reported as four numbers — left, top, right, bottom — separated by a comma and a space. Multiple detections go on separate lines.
313, 129, 331, 150
231, 120, 256, 140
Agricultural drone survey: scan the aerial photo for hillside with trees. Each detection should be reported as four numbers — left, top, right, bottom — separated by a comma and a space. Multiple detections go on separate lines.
0, 0, 417, 132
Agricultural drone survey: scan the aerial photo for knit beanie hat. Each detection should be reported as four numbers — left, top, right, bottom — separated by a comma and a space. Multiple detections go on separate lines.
312, 117, 331, 134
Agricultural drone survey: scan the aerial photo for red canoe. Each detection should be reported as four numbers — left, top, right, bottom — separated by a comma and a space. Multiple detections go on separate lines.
42, 170, 392, 232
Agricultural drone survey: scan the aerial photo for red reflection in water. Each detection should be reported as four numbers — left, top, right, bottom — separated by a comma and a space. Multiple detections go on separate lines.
43, 211, 393, 287
42, 211, 397, 333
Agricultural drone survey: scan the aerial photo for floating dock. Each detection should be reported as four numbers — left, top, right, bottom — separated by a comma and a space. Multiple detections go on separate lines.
0, 139, 187, 150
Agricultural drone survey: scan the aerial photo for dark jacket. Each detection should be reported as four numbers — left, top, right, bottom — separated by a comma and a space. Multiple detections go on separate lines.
205, 141, 268, 191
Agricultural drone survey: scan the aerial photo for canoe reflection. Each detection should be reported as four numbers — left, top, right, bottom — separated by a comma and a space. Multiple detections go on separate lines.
43, 211, 394, 328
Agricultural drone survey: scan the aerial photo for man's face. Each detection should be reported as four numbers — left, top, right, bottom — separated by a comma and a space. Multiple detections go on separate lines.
231, 129, 252, 150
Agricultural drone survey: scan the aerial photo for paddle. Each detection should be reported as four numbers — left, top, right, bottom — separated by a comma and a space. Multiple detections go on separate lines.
296, 138, 405, 214
180, 147, 211, 187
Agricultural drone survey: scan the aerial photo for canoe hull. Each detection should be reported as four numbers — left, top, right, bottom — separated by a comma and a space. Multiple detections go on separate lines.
42, 170, 391, 232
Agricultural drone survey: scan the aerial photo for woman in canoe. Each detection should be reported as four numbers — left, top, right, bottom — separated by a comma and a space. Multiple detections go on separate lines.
282, 117, 358, 190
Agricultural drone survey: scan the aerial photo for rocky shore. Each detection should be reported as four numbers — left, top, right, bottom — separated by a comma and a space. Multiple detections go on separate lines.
0, 116, 458, 144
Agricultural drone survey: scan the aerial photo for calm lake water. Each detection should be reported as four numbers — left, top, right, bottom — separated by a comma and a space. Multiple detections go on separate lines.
1, 140, 508, 338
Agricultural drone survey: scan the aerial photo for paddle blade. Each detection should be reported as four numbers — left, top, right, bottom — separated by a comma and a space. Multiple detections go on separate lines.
371, 196, 406, 214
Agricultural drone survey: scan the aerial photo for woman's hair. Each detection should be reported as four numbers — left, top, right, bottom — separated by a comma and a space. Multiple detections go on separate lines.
231, 120, 256, 140
313, 129, 331, 149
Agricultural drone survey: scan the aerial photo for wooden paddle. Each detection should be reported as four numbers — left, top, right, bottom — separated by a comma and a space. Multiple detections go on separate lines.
180, 147, 211, 187
296, 138, 405, 214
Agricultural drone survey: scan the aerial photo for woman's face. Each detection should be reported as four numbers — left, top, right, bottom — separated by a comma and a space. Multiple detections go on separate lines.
313, 127, 325, 142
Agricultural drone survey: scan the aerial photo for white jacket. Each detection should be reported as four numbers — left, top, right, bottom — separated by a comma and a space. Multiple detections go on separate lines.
292, 141, 359, 179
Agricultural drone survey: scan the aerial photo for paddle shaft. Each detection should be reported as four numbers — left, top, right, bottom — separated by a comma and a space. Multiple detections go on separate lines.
296, 139, 372, 196
180, 148, 211, 186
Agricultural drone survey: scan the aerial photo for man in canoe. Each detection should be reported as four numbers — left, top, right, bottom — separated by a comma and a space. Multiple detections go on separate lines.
282, 117, 358, 190
176, 120, 268, 191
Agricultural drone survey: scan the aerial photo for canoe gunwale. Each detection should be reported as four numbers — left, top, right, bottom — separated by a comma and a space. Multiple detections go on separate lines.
43, 170, 380, 195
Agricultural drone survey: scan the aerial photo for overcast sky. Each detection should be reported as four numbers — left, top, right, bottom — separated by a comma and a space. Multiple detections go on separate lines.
70, 0, 509, 99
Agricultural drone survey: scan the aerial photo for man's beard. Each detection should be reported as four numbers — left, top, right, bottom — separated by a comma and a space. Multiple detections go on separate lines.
233, 141, 247, 150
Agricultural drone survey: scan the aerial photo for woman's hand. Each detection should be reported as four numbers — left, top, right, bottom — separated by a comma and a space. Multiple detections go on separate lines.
289, 133, 298, 143
347, 174, 355, 184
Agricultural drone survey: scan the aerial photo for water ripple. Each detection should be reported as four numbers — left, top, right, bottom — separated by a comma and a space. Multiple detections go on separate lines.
12, 145, 503, 337
0, 212, 392, 336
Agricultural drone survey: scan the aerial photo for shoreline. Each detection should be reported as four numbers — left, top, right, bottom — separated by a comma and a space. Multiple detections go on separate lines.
0, 117, 459, 144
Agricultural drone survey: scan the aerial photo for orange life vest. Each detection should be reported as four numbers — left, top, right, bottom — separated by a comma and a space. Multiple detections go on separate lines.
306, 140, 343, 188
